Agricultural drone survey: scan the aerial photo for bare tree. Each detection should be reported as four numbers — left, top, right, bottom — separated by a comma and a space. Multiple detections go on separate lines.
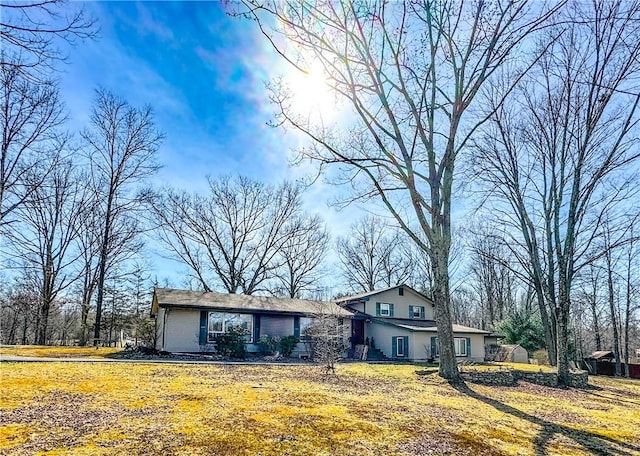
82, 88, 162, 346
0, 61, 66, 235
622, 226, 639, 377
0, 275, 39, 344
473, 0, 640, 384
336, 216, 414, 293
238, 0, 560, 381
0, 0, 95, 80
467, 230, 520, 330
150, 176, 309, 295
603, 221, 623, 376
303, 303, 349, 376
273, 214, 329, 298
6, 158, 85, 344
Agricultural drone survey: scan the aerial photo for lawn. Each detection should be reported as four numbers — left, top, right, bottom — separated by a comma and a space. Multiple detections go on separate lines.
1, 359, 639, 455
0, 345, 121, 358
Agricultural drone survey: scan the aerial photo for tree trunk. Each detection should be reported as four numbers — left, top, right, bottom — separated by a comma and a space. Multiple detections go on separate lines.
606, 247, 622, 377
431, 239, 459, 383
555, 294, 570, 386
590, 279, 602, 351
93, 189, 113, 346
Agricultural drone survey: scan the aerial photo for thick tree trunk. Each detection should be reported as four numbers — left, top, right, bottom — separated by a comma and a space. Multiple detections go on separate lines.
555, 297, 570, 387
431, 239, 459, 383
93, 190, 113, 346
535, 287, 557, 366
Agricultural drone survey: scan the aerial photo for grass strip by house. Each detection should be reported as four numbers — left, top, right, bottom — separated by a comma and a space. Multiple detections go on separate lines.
0, 345, 121, 358
1, 360, 639, 455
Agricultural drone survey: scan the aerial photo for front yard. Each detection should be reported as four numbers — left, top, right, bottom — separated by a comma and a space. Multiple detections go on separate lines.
1, 353, 639, 455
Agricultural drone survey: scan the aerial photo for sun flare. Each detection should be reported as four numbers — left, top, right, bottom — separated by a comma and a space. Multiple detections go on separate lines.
287, 62, 336, 120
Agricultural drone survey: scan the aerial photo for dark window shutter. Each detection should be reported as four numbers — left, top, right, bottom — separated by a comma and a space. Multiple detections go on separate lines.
409, 305, 414, 318
420, 307, 425, 319
199, 311, 208, 345
389, 304, 394, 317
404, 336, 409, 358
253, 315, 261, 343
466, 337, 471, 358
430, 336, 437, 358
392, 337, 397, 358
375, 302, 381, 316
293, 316, 300, 339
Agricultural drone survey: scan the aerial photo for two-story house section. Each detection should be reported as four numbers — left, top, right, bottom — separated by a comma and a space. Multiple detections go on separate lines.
337, 285, 492, 361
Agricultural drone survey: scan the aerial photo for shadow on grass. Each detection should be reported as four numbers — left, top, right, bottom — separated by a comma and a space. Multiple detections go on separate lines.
452, 382, 640, 456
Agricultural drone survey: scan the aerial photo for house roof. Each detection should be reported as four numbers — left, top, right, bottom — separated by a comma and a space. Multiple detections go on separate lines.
152, 288, 353, 317
371, 317, 491, 334
588, 350, 615, 360
336, 284, 433, 304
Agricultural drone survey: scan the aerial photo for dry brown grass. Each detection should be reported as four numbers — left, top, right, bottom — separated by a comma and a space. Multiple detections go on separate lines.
0, 345, 120, 358
0, 358, 638, 455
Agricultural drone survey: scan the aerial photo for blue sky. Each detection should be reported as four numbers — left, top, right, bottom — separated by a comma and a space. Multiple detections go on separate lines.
58, 1, 346, 284
61, 1, 311, 191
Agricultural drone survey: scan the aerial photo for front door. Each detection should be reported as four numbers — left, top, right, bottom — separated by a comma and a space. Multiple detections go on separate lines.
352, 319, 365, 347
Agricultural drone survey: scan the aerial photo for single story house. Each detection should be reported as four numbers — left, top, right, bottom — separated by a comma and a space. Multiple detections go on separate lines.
151, 288, 352, 356
336, 285, 493, 362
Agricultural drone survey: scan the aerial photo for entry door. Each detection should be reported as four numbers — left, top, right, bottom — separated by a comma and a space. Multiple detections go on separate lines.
352, 320, 365, 346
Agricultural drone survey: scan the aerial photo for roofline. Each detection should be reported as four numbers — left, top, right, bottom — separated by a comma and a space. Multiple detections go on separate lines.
157, 302, 353, 318
337, 284, 434, 304
369, 317, 491, 334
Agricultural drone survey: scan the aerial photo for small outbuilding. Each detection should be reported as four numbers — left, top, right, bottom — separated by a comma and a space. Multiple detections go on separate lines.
494, 344, 529, 364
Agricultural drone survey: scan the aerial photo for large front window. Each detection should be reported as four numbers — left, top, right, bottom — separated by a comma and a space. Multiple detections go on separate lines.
207, 312, 252, 343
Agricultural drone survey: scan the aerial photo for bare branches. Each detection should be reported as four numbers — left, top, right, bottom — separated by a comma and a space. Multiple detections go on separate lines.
336, 215, 416, 293
0, 59, 67, 232
0, 0, 96, 80
472, 0, 640, 384
149, 176, 324, 296
82, 88, 162, 345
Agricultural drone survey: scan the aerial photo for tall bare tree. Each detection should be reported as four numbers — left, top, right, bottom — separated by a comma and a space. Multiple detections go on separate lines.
150, 176, 308, 295
473, 0, 640, 384
273, 214, 329, 298
237, 0, 558, 380
5, 157, 85, 344
0, 61, 65, 234
336, 216, 414, 293
82, 88, 162, 346
467, 229, 519, 330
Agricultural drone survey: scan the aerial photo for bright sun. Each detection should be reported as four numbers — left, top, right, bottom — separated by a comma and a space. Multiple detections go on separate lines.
286, 61, 336, 121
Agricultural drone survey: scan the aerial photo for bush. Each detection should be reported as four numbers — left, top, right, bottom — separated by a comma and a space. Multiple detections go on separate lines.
532, 349, 550, 366
279, 335, 299, 357
258, 335, 279, 355
213, 325, 249, 359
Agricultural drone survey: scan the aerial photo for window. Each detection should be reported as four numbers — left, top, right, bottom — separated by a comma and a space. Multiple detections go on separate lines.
396, 337, 405, 357
399, 287, 404, 296
411, 306, 423, 319
299, 317, 314, 340
454, 338, 467, 357
207, 312, 252, 343
379, 303, 391, 316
